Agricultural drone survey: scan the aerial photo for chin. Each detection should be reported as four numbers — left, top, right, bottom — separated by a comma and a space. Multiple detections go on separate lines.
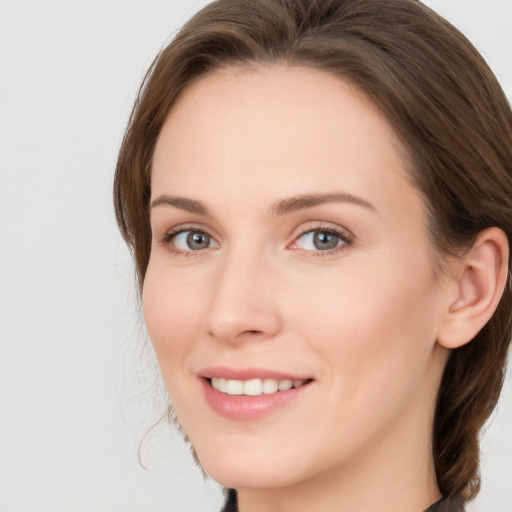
204, 462, 301, 490
192, 439, 309, 490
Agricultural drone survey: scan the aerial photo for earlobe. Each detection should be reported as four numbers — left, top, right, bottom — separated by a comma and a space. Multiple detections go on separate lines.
438, 227, 509, 349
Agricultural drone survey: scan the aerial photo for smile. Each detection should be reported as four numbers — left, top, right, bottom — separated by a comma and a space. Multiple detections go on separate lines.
200, 369, 314, 420
210, 377, 308, 396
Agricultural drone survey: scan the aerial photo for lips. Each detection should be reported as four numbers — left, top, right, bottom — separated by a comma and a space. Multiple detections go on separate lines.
199, 367, 314, 420
200, 366, 311, 381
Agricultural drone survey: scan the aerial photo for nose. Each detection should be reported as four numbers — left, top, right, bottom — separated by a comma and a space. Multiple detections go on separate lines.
203, 249, 282, 344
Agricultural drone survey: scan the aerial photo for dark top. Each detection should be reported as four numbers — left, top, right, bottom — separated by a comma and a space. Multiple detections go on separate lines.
220, 489, 465, 512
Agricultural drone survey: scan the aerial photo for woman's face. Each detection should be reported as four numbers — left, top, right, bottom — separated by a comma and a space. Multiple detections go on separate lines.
144, 66, 451, 491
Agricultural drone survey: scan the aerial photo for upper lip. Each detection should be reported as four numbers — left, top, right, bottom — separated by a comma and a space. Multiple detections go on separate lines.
198, 366, 312, 381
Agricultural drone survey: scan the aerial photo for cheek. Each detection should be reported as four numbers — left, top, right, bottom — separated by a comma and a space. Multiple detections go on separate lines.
287, 252, 440, 386
142, 263, 204, 367
282, 258, 442, 459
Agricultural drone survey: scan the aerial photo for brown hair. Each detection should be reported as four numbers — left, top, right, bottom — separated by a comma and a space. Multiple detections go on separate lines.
114, 0, 512, 501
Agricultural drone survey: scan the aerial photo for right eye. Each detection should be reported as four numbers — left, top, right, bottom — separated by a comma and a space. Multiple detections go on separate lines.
163, 229, 218, 253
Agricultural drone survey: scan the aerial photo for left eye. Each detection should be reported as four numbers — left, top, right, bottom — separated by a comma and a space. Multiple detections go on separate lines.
294, 229, 346, 251
171, 230, 216, 251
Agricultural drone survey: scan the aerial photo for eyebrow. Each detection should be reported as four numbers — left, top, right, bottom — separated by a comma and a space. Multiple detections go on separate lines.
268, 192, 376, 216
150, 195, 208, 214
150, 191, 376, 216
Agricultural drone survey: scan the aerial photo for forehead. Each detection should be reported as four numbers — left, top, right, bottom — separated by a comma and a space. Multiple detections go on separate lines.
151, 64, 419, 218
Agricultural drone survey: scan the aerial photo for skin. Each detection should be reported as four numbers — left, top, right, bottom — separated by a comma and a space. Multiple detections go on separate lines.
144, 65, 461, 512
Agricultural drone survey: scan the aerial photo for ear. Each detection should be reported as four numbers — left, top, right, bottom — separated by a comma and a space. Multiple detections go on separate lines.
437, 227, 509, 349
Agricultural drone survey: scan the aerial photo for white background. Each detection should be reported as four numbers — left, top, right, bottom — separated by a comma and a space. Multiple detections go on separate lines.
0, 1, 511, 511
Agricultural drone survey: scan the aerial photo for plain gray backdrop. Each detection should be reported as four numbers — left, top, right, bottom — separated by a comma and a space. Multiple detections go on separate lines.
1, 1, 511, 511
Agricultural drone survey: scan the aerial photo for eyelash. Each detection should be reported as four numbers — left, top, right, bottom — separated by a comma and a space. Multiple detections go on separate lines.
160, 224, 354, 257
291, 225, 354, 256
160, 224, 214, 258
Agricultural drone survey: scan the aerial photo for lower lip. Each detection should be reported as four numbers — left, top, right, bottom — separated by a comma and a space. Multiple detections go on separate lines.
201, 379, 312, 420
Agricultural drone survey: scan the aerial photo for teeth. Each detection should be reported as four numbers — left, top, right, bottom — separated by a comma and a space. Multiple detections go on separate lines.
278, 379, 293, 391
262, 378, 278, 394
244, 378, 263, 396
211, 377, 227, 393
211, 377, 307, 396
225, 379, 244, 395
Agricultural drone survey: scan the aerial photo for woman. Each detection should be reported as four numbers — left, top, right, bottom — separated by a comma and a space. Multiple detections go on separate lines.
114, 0, 512, 510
